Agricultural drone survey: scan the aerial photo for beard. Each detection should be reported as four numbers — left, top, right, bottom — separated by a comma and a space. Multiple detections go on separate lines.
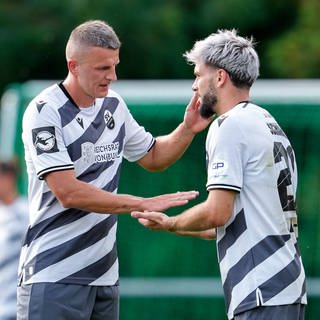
199, 87, 217, 119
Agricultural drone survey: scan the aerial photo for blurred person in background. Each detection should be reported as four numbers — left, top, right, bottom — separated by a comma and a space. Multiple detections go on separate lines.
0, 159, 29, 320
132, 29, 307, 320
17, 20, 211, 320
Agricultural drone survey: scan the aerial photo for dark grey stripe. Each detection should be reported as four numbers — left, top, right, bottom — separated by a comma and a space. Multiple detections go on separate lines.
38, 190, 57, 210
233, 252, 304, 316
77, 161, 121, 195
102, 163, 122, 193
23, 208, 89, 246
58, 100, 80, 128
77, 124, 125, 182
217, 209, 247, 262
60, 242, 118, 285
224, 234, 291, 311
67, 97, 119, 162
260, 252, 304, 303
28, 153, 122, 247
23, 215, 117, 282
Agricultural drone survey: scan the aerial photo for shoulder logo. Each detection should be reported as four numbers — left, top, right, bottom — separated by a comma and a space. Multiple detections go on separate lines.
76, 117, 84, 128
32, 126, 59, 155
36, 100, 47, 113
218, 115, 228, 127
104, 110, 115, 129
211, 160, 228, 177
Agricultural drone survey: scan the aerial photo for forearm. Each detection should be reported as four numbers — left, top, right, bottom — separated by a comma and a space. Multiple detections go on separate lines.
169, 190, 234, 232
57, 179, 144, 213
173, 228, 216, 240
169, 202, 217, 233
46, 170, 199, 214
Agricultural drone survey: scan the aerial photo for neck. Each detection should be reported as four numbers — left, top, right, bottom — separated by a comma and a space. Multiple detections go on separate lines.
62, 76, 95, 108
216, 89, 250, 116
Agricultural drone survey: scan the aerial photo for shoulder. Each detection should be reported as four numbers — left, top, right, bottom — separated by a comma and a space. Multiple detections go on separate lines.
107, 89, 127, 106
23, 84, 65, 124
103, 89, 132, 118
222, 102, 270, 129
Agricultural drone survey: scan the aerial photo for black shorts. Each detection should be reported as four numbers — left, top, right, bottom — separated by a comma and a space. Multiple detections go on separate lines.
233, 304, 305, 320
17, 282, 119, 320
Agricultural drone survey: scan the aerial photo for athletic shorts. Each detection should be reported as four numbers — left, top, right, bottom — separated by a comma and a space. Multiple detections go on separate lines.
17, 283, 119, 320
233, 304, 305, 320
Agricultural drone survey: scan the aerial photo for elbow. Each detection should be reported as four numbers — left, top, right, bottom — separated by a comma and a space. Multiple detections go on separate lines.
146, 164, 168, 172
141, 161, 169, 172
207, 208, 231, 228
214, 216, 229, 227
55, 189, 77, 208
214, 211, 231, 227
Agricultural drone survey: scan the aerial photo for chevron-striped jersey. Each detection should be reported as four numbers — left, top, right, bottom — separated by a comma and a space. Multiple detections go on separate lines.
19, 83, 155, 286
206, 101, 307, 319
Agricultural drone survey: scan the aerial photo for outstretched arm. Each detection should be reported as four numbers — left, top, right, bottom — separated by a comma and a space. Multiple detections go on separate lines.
137, 93, 213, 171
45, 169, 199, 214
131, 189, 235, 238
173, 229, 216, 240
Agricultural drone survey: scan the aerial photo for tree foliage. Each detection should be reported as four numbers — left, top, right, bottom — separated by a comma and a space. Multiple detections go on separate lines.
264, 0, 320, 78
0, 0, 317, 95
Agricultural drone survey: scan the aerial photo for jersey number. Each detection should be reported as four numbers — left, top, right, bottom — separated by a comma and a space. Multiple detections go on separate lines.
273, 141, 296, 212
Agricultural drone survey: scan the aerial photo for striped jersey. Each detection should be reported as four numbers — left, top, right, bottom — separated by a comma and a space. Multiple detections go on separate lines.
19, 83, 155, 286
206, 102, 307, 319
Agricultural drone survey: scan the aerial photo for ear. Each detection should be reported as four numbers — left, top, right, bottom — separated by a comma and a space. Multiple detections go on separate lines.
67, 59, 78, 76
216, 69, 228, 87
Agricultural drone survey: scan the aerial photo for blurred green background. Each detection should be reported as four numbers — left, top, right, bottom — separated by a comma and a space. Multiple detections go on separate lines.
1, 0, 320, 97
1, 0, 320, 319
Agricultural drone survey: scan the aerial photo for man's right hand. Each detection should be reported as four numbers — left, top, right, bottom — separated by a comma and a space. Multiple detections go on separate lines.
142, 190, 199, 212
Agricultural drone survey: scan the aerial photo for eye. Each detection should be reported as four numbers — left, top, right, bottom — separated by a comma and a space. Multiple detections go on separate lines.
98, 66, 111, 71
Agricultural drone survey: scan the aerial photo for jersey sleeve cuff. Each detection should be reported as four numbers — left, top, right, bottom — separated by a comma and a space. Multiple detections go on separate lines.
37, 164, 74, 180
206, 183, 241, 192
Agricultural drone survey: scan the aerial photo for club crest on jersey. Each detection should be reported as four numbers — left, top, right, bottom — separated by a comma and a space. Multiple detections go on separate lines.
211, 160, 228, 177
104, 110, 115, 129
32, 126, 58, 155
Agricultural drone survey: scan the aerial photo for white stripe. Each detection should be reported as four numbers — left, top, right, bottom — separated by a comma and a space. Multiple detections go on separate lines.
219, 230, 249, 283
25, 222, 117, 284
24, 213, 109, 264
266, 257, 307, 305
90, 259, 119, 285
226, 242, 298, 315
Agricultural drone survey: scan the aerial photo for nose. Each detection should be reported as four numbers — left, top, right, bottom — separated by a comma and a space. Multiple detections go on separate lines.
106, 67, 117, 81
192, 79, 198, 92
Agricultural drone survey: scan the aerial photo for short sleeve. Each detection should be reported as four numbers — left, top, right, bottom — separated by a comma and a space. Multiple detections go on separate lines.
119, 98, 155, 162
206, 117, 245, 192
22, 98, 74, 179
